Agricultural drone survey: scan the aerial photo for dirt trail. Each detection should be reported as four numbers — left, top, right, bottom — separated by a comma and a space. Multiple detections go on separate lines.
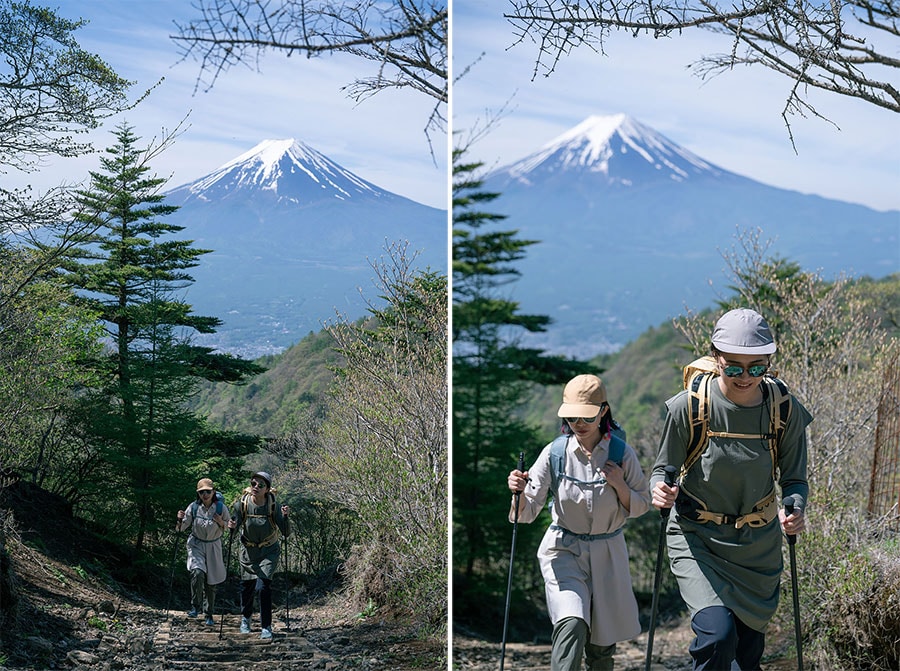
0, 483, 444, 671
453, 617, 800, 670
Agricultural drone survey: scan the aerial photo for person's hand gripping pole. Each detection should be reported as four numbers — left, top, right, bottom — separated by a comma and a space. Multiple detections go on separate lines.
784, 495, 804, 671
646, 465, 677, 671
500, 452, 526, 671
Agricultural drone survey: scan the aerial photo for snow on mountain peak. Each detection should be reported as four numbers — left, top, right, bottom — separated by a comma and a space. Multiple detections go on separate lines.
175, 137, 388, 204
496, 113, 730, 186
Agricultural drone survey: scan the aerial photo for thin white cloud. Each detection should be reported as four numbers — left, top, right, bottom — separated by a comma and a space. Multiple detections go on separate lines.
9, 1, 447, 210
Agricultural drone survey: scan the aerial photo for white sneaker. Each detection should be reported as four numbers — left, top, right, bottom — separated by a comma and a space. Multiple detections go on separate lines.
260, 627, 272, 640
240, 617, 251, 634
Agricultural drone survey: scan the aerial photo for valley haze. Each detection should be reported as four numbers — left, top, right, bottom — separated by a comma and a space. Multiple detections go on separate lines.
480, 114, 899, 358
163, 138, 448, 359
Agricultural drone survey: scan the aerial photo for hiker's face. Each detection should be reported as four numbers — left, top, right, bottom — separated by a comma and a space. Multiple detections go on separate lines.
250, 479, 268, 493
716, 353, 769, 402
565, 404, 606, 441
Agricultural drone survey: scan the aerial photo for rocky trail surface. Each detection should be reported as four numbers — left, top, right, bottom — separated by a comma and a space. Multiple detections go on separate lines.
0, 482, 443, 671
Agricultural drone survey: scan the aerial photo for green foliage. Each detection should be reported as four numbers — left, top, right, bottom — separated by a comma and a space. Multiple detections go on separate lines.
284, 499, 359, 577
87, 615, 106, 631
55, 123, 262, 552
0, 0, 136, 170
188, 328, 340, 436
452, 149, 592, 625
784, 526, 900, 671
291, 244, 447, 633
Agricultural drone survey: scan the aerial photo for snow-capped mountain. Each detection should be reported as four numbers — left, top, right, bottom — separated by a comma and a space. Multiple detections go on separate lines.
478, 114, 898, 357
167, 139, 398, 206
493, 114, 744, 189
164, 138, 446, 357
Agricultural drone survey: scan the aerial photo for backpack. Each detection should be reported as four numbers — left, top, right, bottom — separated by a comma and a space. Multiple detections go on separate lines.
549, 423, 627, 497
190, 491, 225, 518
680, 355, 793, 483
239, 492, 280, 547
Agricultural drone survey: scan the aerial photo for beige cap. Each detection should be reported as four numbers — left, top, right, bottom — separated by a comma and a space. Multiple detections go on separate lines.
557, 375, 607, 418
196, 478, 214, 491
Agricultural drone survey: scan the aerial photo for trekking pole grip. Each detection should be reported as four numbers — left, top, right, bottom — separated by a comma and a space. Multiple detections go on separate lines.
784, 495, 797, 546
513, 452, 525, 510
661, 466, 677, 519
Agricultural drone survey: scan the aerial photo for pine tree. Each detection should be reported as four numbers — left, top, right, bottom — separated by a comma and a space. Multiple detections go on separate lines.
59, 123, 263, 551
452, 149, 590, 614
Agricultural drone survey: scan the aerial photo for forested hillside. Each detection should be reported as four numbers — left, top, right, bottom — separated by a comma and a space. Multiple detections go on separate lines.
189, 327, 341, 437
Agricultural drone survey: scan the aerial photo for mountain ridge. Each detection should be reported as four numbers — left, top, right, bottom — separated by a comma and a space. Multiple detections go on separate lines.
161, 137, 447, 358
491, 113, 751, 189
479, 113, 898, 357
166, 138, 410, 207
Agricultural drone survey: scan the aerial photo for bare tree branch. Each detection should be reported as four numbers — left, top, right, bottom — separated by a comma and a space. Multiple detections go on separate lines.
504, 0, 900, 135
171, 0, 448, 138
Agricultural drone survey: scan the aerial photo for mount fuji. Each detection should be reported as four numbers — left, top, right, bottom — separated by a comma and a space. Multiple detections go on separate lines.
164, 139, 446, 357
481, 114, 899, 357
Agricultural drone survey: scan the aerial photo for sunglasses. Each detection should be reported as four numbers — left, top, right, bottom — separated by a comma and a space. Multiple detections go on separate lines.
722, 364, 768, 378
564, 414, 600, 425
198, 489, 213, 495
250, 480, 266, 489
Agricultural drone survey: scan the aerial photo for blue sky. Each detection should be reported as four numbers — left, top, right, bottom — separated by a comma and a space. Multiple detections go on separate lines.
10, 1, 448, 210
452, 4, 900, 214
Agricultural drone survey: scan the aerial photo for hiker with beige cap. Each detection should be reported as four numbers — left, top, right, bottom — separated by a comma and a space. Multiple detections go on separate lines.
176, 477, 231, 625
507, 374, 651, 671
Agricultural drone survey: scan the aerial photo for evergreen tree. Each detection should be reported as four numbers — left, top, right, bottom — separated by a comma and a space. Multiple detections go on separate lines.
452, 149, 590, 619
58, 123, 263, 551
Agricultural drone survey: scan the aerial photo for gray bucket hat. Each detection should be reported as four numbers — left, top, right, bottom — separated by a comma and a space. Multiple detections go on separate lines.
711, 308, 776, 355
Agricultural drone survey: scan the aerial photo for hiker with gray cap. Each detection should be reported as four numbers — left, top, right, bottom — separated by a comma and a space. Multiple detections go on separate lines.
227, 471, 290, 639
650, 308, 811, 670
507, 374, 651, 671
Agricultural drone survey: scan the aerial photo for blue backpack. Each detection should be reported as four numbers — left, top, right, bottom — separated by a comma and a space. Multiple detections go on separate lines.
548, 425, 627, 497
190, 491, 225, 518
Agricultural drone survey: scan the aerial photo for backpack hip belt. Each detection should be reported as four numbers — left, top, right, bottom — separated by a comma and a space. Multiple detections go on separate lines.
676, 487, 777, 529
240, 530, 279, 548
549, 524, 623, 541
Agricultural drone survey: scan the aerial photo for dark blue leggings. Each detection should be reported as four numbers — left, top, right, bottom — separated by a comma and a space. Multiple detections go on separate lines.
241, 578, 273, 629
689, 606, 765, 670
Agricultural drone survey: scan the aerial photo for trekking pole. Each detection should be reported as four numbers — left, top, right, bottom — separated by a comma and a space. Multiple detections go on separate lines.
784, 496, 804, 671
500, 452, 525, 671
645, 465, 677, 671
164, 520, 181, 620
284, 531, 291, 631
218, 529, 235, 640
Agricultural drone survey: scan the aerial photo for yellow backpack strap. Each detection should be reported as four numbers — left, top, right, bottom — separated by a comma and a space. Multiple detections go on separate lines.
763, 376, 793, 480
682, 356, 718, 481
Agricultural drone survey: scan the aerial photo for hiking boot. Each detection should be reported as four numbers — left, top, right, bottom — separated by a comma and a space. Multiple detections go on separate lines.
240, 617, 251, 634
205, 616, 215, 626
260, 627, 272, 640
187, 609, 198, 618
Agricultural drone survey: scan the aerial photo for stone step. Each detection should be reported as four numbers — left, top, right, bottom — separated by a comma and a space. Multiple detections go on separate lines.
152, 616, 333, 670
